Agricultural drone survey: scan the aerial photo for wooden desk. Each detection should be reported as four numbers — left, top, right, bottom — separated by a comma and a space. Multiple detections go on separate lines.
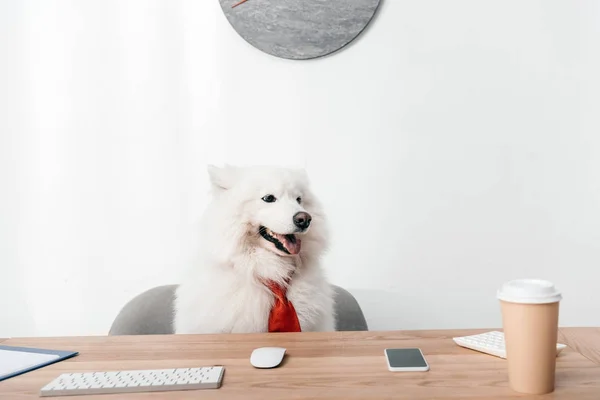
1, 328, 599, 399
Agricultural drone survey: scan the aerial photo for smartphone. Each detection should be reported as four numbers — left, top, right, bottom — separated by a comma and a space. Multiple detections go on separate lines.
384, 348, 430, 372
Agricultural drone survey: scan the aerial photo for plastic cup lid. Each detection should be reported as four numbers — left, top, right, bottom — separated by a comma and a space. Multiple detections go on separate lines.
497, 279, 562, 304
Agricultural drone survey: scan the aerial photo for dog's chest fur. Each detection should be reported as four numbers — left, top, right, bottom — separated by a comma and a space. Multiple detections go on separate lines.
173, 258, 335, 334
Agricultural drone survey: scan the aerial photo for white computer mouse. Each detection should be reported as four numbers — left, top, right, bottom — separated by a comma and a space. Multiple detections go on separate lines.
250, 347, 287, 369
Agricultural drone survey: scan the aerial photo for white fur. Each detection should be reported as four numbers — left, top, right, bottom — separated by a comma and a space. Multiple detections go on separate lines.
173, 165, 336, 334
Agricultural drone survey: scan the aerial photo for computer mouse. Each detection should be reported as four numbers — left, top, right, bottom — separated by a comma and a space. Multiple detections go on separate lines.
250, 347, 287, 368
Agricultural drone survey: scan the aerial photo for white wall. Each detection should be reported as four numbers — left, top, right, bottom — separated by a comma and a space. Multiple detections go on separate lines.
1, 0, 599, 337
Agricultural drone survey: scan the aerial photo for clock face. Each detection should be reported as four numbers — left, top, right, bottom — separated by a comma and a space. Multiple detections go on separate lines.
219, 0, 381, 60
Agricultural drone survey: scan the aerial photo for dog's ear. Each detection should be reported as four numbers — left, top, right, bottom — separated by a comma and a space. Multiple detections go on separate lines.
207, 164, 238, 191
294, 167, 310, 184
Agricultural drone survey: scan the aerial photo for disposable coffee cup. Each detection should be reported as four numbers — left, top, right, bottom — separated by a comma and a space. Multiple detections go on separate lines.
497, 279, 562, 395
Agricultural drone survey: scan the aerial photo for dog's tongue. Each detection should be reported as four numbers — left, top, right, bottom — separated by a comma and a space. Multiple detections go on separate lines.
275, 233, 301, 255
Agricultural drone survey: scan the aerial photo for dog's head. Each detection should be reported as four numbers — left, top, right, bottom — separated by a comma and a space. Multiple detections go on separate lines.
205, 164, 328, 259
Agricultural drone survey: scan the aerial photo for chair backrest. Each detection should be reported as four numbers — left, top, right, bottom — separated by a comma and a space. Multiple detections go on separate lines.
109, 284, 368, 335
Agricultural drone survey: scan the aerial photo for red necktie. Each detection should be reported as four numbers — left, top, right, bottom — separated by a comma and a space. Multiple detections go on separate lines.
264, 280, 301, 333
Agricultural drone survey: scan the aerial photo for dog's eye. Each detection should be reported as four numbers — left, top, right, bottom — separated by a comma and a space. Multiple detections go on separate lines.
262, 194, 277, 203
296, 197, 302, 204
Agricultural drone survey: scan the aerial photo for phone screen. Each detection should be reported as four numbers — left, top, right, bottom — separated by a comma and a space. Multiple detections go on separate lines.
385, 348, 428, 369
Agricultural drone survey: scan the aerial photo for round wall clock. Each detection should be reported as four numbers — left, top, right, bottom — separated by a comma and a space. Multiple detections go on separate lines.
219, 0, 381, 60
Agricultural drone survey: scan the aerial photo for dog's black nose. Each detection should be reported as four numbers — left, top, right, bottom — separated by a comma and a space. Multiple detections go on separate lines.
293, 212, 312, 230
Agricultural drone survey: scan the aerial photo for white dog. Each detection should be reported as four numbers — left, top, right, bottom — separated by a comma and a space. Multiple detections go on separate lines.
173, 164, 335, 334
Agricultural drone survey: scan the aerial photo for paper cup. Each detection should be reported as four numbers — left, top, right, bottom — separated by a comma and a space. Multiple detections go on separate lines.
497, 279, 562, 394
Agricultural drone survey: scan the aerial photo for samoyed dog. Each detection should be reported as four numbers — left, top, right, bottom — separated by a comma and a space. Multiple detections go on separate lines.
173, 164, 335, 334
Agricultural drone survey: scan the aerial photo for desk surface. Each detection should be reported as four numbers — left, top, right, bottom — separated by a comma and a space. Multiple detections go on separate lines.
1, 328, 599, 399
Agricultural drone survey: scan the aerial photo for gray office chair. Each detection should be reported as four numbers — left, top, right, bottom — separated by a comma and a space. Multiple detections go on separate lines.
109, 284, 368, 335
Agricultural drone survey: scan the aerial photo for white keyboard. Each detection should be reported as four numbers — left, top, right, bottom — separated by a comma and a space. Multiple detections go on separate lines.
453, 331, 567, 359
40, 366, 224, 397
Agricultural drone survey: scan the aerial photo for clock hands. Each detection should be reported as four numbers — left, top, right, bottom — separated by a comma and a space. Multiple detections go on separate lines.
232, 0, 249, 7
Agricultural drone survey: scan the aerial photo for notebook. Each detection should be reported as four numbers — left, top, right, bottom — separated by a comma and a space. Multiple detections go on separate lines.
0, 345, 78, 382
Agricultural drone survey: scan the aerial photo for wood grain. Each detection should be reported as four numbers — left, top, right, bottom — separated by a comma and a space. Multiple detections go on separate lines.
1, 328, 599, 399
559, 327, 600, 365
